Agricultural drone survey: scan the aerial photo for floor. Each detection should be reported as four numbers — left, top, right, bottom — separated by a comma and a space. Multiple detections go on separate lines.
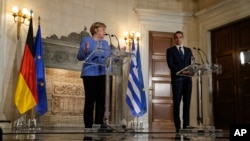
1, 126, 230, 141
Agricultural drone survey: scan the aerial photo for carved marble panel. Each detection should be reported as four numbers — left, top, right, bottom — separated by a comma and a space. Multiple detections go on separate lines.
43, 27, 90, 71
51, 82, 84, 115
37, 29, 89, 128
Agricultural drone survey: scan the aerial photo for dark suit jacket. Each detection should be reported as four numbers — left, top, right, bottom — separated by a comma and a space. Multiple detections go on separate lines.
166, 46, 193, 81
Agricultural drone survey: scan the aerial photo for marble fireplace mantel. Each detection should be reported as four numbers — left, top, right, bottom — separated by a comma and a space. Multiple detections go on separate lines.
33, 27, 129, 128
42, 26, 90, 71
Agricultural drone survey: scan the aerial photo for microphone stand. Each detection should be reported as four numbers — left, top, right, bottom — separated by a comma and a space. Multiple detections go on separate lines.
197, 48, 209, 64
105, 33, 114, 49
193, 47, 206, 127
111, 34, 120, 50
193, 47, 205, 64
101, 33, 113, 132
192, 47, 213, 129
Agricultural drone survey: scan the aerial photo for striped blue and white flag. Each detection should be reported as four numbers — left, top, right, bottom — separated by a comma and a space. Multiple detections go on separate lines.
126, 40, 147, 117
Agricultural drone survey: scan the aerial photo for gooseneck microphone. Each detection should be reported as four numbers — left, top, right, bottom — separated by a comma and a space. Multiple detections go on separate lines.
198, 48, 209, 64
111, 34, 120, 50
105, 33, 113, 48
193, 47, 204, 64
193, 47, 209, 64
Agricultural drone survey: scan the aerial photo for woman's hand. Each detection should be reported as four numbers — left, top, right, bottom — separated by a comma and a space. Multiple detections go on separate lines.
120, 46, 126, 52
84, 42, 89, 53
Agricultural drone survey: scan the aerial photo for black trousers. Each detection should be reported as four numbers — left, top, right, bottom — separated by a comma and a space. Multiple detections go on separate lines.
82, 75, 106, 128
171, 77, 192, 130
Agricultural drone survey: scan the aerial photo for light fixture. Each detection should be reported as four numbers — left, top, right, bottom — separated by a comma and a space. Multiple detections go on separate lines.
124, 31, 140, 49
12, 6, 32, 40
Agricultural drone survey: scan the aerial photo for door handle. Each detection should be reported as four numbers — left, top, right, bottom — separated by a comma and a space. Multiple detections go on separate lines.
149, 87, 153, 96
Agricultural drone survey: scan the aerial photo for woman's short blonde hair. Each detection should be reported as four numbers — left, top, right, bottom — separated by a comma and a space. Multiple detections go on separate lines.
90, 22, 106, 36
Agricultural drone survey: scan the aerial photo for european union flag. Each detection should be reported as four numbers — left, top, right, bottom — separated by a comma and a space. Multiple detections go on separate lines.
35, 24, 48, 115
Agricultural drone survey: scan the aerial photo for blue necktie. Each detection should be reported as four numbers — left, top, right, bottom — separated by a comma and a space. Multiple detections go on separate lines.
179, 47, 184, 60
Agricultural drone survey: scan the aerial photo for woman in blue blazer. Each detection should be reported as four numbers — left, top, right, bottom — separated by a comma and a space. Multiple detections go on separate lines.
77, 22, 111, 128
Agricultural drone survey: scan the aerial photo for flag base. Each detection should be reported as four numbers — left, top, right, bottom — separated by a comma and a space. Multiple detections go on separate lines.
91, 124, 135, 133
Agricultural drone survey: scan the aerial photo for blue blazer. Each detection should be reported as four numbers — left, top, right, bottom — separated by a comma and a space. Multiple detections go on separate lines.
166, 46, 193, 80
77, 37, 111, 77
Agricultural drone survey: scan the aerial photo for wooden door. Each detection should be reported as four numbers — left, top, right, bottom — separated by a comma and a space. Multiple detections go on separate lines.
148, 31, 175, 130
211, 17, 250, 129
236, 19, 250, 124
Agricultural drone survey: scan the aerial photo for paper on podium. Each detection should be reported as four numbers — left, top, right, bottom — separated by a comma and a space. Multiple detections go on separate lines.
176, 63, 200, 77
176, 63, 222, 77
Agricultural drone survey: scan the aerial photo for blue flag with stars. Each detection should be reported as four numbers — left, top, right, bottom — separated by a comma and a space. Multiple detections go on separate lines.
35, 24, 48, 115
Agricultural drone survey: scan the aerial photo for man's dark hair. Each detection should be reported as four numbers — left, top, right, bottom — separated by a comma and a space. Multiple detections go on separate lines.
174, 31, 184, 37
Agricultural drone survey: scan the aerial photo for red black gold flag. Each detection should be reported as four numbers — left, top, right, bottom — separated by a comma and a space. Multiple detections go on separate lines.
14, 18, 38, 114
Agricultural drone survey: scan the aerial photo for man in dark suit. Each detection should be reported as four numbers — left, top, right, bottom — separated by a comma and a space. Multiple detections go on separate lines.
166, 31, 193, 132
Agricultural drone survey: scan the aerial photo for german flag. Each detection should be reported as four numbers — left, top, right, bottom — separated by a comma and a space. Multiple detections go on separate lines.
14, 17, 38, 114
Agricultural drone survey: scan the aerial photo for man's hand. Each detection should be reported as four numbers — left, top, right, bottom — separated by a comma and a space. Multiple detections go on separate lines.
181, 70, 191, 75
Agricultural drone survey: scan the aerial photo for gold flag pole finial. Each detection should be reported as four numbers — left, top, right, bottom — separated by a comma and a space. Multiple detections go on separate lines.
38, 16, 41, 25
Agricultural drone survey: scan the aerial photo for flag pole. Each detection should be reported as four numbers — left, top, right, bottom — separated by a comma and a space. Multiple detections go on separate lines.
38, 16, 40, 25
30, 16, 42, 130
136, 116, 139, 129
134, 116, 143, 129
34, 15, 48, 121
28, 16, 42, 130
14, 9, 38, 130
126, 37, 146, 130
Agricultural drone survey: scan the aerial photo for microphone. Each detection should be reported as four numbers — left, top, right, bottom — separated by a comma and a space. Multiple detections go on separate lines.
105, 33, 113, 48
197, 48, 209, 64
111, 34, 120, 50
193, 47, 204, 64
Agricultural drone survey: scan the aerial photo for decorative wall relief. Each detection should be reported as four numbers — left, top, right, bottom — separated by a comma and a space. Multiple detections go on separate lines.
43, 26, 90, 71
46, 26, 90, 44
51, 82, 84, 115
43, 41, 81, 71
38, 28, 90, 128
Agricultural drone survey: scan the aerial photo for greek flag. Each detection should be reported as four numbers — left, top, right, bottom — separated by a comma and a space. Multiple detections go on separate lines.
126, 40, 147, 117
